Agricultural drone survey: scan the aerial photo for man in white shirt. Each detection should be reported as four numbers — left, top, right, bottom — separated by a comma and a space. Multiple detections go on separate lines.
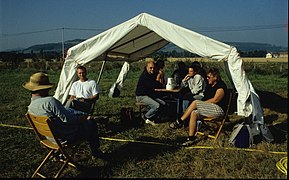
65, 66, 100, 114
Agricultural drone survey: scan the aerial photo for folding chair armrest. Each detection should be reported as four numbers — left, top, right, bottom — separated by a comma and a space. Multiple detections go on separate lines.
203, 117, 216, 121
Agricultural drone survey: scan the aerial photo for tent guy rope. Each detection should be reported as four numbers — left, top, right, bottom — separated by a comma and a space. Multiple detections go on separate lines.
0, 123, 286, 155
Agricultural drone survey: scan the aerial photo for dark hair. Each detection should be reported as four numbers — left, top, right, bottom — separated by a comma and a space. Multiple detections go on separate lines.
192, 61, 201, 66
177, 61, 186, 70
207, 67, 221, 81
31, 88, 50, 95
77, 65, 87, 72
189, 63, 200, 74
155, 59, 165, 68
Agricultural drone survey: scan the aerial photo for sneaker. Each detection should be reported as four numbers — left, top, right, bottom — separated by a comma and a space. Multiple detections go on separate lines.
51, 152, 66, 162
145, 119, 157, 126
169, 120, 183, 129
87, 115, 97, 120
181, 137, 198, 146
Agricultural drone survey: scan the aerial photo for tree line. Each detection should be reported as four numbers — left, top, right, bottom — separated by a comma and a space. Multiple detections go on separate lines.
0, 49, 269, 64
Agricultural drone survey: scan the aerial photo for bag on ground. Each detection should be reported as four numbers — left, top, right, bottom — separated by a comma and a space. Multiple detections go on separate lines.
120, 107, 135, 125
108, 83, 120, 98
229, 122, 254, 148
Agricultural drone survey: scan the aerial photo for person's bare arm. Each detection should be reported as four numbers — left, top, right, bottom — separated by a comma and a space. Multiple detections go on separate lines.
156, 69, 165, 84
82, 94, 99, 103
205, 88, 225, 104
69, 95, 76, 100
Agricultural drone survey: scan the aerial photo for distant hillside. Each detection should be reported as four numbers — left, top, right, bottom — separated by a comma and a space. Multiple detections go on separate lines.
226, 42, 287, 52
161, 42, 287, 52
22, 39, 85, 53
22, 39, 287, 53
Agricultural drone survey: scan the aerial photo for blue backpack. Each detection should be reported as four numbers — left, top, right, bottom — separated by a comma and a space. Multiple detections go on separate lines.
229, 123, 254, 148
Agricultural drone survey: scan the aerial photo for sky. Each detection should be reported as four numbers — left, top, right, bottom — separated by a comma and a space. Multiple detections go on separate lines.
0, 0, 288, 51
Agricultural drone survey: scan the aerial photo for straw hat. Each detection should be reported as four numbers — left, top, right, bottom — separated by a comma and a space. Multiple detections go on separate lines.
23, 72, 54, 91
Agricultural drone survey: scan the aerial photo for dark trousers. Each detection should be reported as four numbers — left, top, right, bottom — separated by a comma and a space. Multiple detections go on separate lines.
73, 120, 100, 154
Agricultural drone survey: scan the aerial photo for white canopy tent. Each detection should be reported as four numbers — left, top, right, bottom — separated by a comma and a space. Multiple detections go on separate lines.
54, 13, 272, 140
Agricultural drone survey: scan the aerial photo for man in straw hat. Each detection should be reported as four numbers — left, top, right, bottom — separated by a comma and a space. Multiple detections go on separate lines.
23, 72, 104, 159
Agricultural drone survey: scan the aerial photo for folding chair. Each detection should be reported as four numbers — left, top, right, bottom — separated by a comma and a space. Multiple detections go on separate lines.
135, 102, 147, 118
196, 90, 233, 141
25, 112, 80, 178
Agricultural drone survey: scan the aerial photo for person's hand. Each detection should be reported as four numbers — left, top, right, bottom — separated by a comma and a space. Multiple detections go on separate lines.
158, 69, 164, 76
184, 74, 192, 81
78, 98, 85, 102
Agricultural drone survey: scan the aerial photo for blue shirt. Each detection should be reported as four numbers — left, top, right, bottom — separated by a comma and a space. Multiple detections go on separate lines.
28, 96, 82, 141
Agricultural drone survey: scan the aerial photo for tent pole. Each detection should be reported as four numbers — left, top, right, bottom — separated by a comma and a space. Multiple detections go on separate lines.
97, 60, 106, 84
224, 61, 235, 91
62, 28, 65, 61
224, 60, 237, 114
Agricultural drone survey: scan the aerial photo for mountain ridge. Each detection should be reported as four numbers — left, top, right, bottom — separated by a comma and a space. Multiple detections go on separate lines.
18, 39, 288, 53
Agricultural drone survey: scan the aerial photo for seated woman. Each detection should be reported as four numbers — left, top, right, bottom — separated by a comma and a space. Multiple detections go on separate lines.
171, 61, 187, 87
169, 67, 227, 146
179, 63, 206, 113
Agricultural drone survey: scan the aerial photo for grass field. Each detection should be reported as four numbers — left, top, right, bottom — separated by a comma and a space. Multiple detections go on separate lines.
0, 60, 287, 178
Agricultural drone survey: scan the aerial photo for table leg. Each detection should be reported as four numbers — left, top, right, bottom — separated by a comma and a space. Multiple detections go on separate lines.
177, 98, 181, 118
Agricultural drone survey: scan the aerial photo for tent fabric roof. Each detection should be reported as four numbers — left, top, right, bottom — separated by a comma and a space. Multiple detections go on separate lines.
54, 12, 260, 119
64, 13, 232, 63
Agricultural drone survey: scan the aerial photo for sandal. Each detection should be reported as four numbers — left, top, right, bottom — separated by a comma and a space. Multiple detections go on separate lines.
169, 120, 183, 129
181, 137, 198, 146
